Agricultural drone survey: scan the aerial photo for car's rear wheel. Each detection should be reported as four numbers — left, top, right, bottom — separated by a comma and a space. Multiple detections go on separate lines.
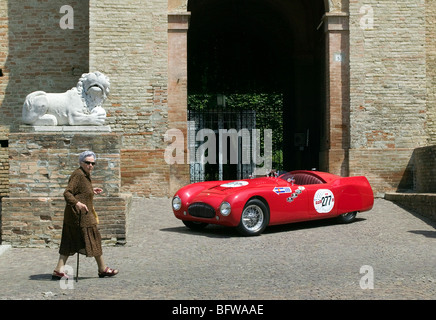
182, 220, 208, 230
337, 211, 357, 224
237, 199, 269, 236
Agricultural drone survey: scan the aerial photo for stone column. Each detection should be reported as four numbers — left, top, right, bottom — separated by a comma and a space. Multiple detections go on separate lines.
167, 12, 191, 194
321, 12, 350, 177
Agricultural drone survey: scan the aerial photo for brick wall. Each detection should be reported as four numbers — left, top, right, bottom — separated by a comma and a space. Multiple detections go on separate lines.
0, 0, 177, 198
426, 0, 436, 144
121, 149, 170, 197
8, 132, 122, 197
2, 195, 130, 248
349, 0, 427, 149
0, 0, 7, 118
0, 126, 9, 197
89, 0, 177, 195
349, 148, 414, 197
1, 0, 436, 200
0, 0, 89, 130
89, 0, 169, 150
348, 0, 429, 194
2, 132, 131, 247
385, 145, 436, 223
412, 146, 436, 193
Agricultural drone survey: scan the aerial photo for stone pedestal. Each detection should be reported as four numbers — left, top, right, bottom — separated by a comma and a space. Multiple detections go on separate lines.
1, 127, 132, 248
19, 125, 112, 133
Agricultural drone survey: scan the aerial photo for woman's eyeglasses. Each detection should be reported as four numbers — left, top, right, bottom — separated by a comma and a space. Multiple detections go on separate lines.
84, 161, 96, 166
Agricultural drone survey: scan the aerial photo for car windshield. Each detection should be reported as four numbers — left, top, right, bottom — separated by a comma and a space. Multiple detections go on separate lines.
279, 172, 294, 182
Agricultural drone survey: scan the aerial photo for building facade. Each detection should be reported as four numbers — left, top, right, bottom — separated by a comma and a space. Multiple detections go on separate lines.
0, 0, 435, 244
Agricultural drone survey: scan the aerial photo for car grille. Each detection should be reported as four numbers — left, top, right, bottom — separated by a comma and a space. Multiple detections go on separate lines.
188, 203, 216, 218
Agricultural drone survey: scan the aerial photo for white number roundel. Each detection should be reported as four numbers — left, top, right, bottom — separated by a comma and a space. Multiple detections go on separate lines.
220, 181, 249, 188
313, 189, 335, 213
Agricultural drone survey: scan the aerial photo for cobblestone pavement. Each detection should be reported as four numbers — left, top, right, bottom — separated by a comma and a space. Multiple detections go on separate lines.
0, 198, 435, 300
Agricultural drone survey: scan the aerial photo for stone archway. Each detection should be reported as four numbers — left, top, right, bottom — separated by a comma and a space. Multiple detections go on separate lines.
167, 0, 350, 185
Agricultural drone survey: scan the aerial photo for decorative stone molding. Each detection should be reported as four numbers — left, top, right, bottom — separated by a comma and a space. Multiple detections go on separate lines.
168, 12, 191, 32
323, 11, 349, 32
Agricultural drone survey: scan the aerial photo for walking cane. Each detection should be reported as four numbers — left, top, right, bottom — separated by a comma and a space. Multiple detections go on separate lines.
76, 211, 82, 282
76, 251, 79, 282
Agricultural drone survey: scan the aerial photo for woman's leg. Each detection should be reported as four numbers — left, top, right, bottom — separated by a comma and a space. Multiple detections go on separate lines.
95, 255, 119, 277
95, 255, 106, 273
54, 254, 69, 272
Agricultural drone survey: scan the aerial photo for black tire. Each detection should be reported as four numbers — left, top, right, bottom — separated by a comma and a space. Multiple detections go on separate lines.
182, 220, 209, 230
337, 211, 357, 224
237, 199, 270, 236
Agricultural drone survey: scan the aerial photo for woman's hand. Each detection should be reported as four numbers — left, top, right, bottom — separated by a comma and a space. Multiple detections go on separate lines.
93, 188, 103, 195
75, 201, 89, 214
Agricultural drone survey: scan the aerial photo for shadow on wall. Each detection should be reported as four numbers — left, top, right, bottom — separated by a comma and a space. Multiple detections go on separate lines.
396, 151, 415, 192
397, 146, 436, 193
388, 146, 436, 223
2, 0, 90, 131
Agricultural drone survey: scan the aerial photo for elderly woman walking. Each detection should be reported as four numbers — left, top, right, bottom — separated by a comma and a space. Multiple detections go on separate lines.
52, 150, 119, 280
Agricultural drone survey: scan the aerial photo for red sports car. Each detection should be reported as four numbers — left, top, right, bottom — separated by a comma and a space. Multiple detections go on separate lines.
172, 170, 374, 236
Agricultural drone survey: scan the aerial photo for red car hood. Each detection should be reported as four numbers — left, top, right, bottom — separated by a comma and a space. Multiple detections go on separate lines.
190, 177, 280, 204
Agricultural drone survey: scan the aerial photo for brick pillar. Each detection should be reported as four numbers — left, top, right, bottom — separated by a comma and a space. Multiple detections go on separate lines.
321, 12, 350, 176
168, 13, 191, 194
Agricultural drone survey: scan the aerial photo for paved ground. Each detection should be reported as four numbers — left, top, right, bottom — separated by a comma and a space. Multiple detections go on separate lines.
0, 198, 435, 301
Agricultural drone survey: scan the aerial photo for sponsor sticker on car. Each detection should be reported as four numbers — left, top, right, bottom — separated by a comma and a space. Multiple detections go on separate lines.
273, 187, 292, 195
286, 186, 306, 202
313, 189, 335, 213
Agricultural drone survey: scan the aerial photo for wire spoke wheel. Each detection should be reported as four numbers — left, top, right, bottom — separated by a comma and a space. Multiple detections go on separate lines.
242, 205, 264, 231
238, 199, 269, 236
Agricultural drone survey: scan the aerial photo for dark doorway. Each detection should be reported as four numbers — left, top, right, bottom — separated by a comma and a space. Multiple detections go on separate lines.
188, 0, 326, 179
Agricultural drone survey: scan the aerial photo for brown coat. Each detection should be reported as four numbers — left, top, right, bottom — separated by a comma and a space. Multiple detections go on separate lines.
63, 167, 98, 227
59, 167, 102, 257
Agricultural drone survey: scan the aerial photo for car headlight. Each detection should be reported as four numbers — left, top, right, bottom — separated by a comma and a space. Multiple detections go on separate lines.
219, 201, 231, 216
172, 196, 182, 211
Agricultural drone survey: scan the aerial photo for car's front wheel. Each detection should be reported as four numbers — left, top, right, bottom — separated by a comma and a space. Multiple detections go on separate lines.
182, 220, 209, 230
337, 211, 357, 224
237, 199, 269, 236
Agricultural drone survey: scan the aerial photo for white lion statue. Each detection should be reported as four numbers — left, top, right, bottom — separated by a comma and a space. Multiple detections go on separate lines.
22, 71, 110, 126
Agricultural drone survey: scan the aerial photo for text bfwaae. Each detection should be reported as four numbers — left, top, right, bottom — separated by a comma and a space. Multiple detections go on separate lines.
172, 304, 264, 317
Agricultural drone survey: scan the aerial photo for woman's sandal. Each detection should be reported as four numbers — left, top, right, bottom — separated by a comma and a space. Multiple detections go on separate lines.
98, 266, 119, 278
52, 270, 69, 280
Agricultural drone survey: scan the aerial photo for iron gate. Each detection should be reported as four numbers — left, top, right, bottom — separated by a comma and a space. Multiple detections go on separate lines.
187, 93, 284, 183
188, 109, 256, 183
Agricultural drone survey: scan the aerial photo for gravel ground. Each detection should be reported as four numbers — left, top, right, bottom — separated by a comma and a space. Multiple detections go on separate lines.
0, 198, 435, 301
